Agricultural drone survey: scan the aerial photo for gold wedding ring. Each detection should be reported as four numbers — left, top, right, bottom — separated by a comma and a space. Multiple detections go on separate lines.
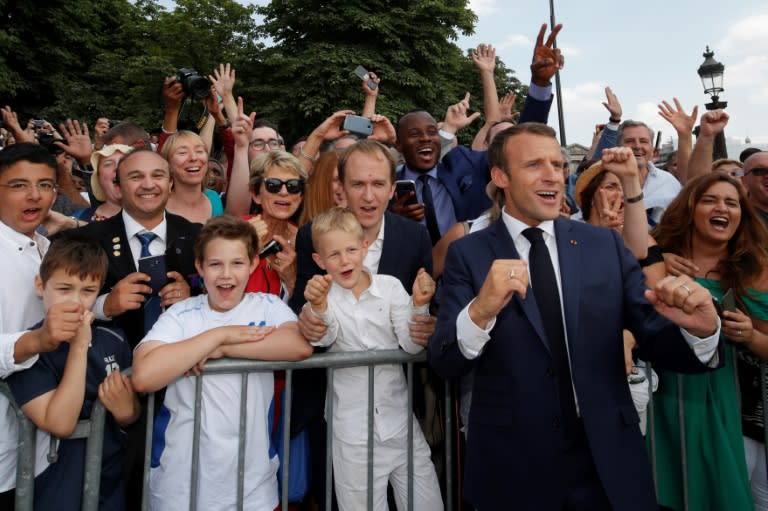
509, 269, 516, 279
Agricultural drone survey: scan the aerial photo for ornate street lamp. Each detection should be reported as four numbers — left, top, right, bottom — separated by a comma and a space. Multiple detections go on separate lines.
697, 46, 727, 158
697, 46, 727, 110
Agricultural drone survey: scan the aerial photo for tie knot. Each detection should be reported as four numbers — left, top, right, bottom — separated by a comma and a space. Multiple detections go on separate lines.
522, 227, 544, 244
137, 232, 157, 249
417, 174, 430, 184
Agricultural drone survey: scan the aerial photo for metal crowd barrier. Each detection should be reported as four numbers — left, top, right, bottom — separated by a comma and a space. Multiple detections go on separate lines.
4, 350, 457, 511
6, 347, 766, 511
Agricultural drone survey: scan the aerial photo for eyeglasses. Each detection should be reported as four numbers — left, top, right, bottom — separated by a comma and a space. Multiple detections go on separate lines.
249, 139, 282, 151
745, 167, 768, 177
264, 177, 304, 194
0, 181, 57, 194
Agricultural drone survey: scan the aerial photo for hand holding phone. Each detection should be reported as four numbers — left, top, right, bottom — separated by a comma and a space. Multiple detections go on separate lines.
395, 179, 419, 206
354, 65, 378, 91
342, 115, 373, 137
138, 255, 168, 295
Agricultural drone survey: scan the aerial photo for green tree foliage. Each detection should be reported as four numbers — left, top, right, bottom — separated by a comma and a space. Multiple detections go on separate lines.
0, 0, 523, 144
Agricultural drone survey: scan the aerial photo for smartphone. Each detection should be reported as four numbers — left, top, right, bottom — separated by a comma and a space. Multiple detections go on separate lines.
342, 115, 373, 137
354, 65, 378, 90
259, 239, 283, 258
138, 255, 168, 295
721, 288, 737, 312
395, 179, 419, 206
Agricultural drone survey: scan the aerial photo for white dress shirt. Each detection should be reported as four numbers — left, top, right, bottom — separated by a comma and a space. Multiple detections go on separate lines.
0, 220, 49, 491
310, 272, 428, 445
363, 215, 386, 275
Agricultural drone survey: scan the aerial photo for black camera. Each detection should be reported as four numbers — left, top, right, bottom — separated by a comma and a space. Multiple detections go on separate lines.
32, 119, 45, 130
259, 239, 283, 258
176, 68, 211, 100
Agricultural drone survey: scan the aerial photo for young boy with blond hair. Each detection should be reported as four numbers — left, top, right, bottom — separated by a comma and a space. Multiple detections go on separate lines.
7, 235, 141, 510
131, 215, 312, 511
305, 207, 443, 511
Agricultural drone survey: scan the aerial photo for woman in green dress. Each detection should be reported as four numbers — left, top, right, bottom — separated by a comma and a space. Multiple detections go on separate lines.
652, 172, 768, 510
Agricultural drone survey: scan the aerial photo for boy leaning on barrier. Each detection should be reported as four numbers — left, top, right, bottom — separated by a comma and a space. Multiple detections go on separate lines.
304, 207, 443, 511
131, 215, 312, 511
6, 235, 141, 511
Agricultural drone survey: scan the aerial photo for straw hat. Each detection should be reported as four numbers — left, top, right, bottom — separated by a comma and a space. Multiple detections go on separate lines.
89, 144, 133, 201
573, 161, 606, 209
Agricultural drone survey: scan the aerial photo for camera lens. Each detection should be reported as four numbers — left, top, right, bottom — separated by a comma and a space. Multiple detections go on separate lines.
176, 68, 211, 100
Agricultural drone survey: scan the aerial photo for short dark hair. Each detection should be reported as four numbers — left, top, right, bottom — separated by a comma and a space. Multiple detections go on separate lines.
395, 110, 435, 140
740, 147, 761, 163
39, 235, 108, 286
252, 119, 280, 134
194, 215, 260, 262
487, 122, 557, 172
103, 121, 152, 149
0, 143, 57, 178
337, 139, 396, 184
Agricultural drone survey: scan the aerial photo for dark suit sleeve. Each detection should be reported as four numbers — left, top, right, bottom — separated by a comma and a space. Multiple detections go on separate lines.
519, 93, 553, 124
288, 222, 320, 314
428, 239, 479, 380
613, 229, 723, 372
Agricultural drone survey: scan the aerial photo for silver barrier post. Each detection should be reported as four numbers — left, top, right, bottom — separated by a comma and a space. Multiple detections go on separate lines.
406, 362, 414, 511
281, 369, 293, 511
1, 380, 34, 511
367, 364, 374, 510
237, 373, 248, 511
189, 375, 204, 511
82, 401, 106, 511
142, 392, 155, 511
646, 361, 657, 495
326, 368, 334, 511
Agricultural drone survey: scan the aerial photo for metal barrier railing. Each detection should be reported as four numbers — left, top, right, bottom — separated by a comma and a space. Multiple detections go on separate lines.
4, 350, 447, 511
5, 347, 764, 511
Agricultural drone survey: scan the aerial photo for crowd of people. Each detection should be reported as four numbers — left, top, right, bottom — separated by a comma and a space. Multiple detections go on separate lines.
0, 20, 766, 511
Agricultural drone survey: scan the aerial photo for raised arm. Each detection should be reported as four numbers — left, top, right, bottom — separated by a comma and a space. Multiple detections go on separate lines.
294, 110, 354, 172
658, 98, 697, 183
601, 147, 648, 259
161, 76, 185, 136
593, 87, 622, 159
20, 311, 94, 438
224, 97, 256, 216
361, 70, 380, 118
686, 110, 729, 182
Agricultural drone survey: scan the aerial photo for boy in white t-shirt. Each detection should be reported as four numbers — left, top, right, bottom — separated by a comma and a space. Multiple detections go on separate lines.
304, 207, 443, 511
132, 215, 312, 511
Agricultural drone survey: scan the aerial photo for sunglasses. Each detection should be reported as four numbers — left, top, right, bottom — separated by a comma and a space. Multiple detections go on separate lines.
746, 167, 768, 177
264, 177, 304, 194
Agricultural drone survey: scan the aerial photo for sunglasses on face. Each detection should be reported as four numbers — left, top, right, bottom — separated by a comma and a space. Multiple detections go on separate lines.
263, 177, 304, 194
746, 167, 768, 177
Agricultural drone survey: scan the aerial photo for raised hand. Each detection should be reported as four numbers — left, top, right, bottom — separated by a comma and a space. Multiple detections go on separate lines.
443, 92, 481, 134
305, 274, 333, 312
231, 96, 256, 149
499, 92, 518, 119
471, 43, 497, 74
530, 23, 564, 87
369, 114, 396, 145
658, 98, 698, 136
208, 63, 236, 99
412, 268, 436, 307
698, 109, 729, 138
56, 119, 92, 164
601, 147, 639, 180
602, 87, 622, 121
644, 276, 718, 338
469, 259, 529, 328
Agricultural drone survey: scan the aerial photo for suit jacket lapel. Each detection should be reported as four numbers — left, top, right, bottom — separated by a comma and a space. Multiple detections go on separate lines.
488, 220, 551, 353
554, 218, 581, 347
378, 212, 396, 275
108, 215, 136, 275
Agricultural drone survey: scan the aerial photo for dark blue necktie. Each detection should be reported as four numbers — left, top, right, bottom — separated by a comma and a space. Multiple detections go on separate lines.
137, 232, 160, 333
523, 227, 578, 442
418, 174, 441, 246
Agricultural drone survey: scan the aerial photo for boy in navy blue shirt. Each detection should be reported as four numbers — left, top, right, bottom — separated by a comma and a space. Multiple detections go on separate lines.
7, 235, 140, 511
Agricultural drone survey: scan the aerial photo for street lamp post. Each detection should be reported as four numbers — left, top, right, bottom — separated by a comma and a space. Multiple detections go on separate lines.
697, 46, 728, 159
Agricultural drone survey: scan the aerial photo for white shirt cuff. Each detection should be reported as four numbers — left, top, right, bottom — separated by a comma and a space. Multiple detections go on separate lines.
456, 299, 496, 359
94, 294, 112, 321
681, 316, 721, 366
0, 331, 39, 378
527, 82, 553, 102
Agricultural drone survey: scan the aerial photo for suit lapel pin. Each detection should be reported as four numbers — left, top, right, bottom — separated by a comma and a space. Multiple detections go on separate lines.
113, 250, 121, 257
113, 244, 121, 250
570, 239, 577, 245
112, 237, 120, 243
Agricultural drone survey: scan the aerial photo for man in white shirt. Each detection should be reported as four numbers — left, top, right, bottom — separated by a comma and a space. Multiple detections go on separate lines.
0, 143, 76, 507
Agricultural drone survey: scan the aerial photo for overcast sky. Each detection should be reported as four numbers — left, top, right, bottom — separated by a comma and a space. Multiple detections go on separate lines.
457, 0, 768, 151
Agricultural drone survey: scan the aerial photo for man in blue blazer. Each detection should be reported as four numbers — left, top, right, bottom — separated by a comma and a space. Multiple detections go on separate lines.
429, 123, 722, 510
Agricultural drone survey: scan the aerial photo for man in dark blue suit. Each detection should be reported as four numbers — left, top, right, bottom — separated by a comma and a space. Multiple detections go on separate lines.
429, 123, 723, 510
